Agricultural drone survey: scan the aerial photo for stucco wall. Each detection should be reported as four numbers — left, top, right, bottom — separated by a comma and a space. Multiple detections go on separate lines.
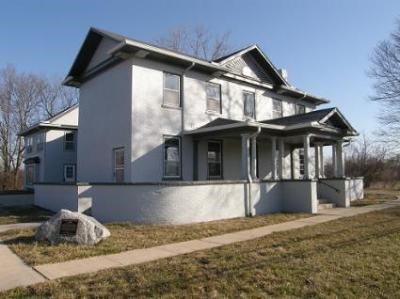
90, 181, 283, 224
78, 60, 132, 182
0, 192, 34, 207
318, 178, 364, 207
34, 184, 78, 212
50, 105, 79, 126
282, 180, 318, 213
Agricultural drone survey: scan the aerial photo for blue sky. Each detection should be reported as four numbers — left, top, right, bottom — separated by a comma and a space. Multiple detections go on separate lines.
1, 0, 399, 134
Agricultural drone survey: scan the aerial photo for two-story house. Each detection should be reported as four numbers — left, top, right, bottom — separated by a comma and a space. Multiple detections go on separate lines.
21, 105, 78, 187
29, 28, 363, 223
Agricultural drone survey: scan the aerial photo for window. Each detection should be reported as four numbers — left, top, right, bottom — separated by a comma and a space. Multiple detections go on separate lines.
299, 149, 305, 177
113, 148, 125, 183
25, 165, 34, 185
163, 136, 181, 178
272, 99, 283, 118
243, 91, 255, 118
25, 137, 33, 153
163, 72, 181, 108
206, 82, 221, 113
208, 141, 222, 179
296, 104, 306, 115
36, 133, 45, 152
64, 132, 75, 151
64, 164, 76, 182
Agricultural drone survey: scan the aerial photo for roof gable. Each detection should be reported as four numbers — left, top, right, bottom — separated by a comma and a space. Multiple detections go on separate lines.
214, 45, 288, 86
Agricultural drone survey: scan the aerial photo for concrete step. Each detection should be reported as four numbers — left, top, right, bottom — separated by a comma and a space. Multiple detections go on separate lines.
318, 203, 336, 210
318, 199, 330, 204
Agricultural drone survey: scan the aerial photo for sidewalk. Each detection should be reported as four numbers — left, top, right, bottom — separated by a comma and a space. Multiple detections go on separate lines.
1, 200, 399, 292
0, 222, 41, 233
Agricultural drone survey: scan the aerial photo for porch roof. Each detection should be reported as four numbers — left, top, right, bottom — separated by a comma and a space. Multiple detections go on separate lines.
183, 107, 358, 139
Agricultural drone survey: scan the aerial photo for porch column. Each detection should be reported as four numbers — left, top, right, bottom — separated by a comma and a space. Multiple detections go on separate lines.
303, 134, 311, 179
241, 134, 250, 179
320, 144, 325, 178
271, 137, 277, 180
332, 144, 337, 177
314, 143, 320, 179
336, 140, 345, 177
251, 136, 257, 179
278, 138, 285, 179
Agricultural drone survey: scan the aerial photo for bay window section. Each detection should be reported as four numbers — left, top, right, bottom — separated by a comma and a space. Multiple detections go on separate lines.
208, 141, 222, 179
163, 136, 181, 179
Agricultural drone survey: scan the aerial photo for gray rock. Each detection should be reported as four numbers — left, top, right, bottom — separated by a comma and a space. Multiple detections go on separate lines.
36, 209, 110, 245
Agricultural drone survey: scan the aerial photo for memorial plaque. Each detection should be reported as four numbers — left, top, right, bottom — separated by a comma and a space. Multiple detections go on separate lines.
59, 219, 78, 236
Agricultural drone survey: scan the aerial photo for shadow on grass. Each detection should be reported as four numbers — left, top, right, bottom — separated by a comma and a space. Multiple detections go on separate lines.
0, 205, 54, 224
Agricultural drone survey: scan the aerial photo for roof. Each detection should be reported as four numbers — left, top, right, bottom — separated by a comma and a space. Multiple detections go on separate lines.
262, 108, 335, 126
63, 27, 330, 105
19, 104, 79, 136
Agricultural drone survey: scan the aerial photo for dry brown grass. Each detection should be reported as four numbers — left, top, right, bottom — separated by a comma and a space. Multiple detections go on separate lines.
0, 205, 53, 225
351, 189, 399, 207
0, 213, 309, 266
2, 206, 400, 298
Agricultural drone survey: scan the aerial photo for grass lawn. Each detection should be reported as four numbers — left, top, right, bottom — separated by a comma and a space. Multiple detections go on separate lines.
2, 206, 400, 298
351, 189, 399, 206
0, 213, 309, 266
0, 205, 53, 225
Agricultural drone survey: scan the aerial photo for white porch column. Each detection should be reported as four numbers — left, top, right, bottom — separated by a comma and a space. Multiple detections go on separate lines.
314, 143, 320, 179
241, 134, 250, 179
278, 138, 285, 179
303, 134, 311, 179
336, 140, 345, 177
271, 137, 277, 180
251, 136, 257, 179
320, 144, 325, 178
332, 144, 337, 177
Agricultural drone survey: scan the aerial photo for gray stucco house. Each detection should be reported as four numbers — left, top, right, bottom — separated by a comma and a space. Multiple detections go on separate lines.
26, 27, 363, 224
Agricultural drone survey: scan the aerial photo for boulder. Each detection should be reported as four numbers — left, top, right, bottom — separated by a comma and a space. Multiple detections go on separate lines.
36, 209, 110, 245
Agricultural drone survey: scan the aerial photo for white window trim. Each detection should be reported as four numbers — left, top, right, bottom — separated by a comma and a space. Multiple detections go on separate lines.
63, 164, 76, 182
64, 131, 75, 151
272, 99, 283, 118
206, 82, 222, 114
113, 147, 125, 183
243, 91, 256, 119
207, 140, 223, 179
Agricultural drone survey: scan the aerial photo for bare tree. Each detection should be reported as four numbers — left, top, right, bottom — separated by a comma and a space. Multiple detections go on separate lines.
369, 19, 400, 147
0, 65, 78, 190
155, 26, 231, 60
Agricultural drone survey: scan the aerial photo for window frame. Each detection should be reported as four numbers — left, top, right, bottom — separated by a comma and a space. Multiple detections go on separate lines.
36, 133, 45, 152
243, 91, 256, 119
64, 131, 75, 151
207, 140, 223, 180
162, 72, 182, 109
206, 82, 222, 114
295, 104, 306, 115
113, 147, 125, 183
299, 149, 305, 177
25, 165, 34, 186
63, 164, 76, 182
272, 99, 283, 118
162, 136, 182, 180
25, 137, 33, 154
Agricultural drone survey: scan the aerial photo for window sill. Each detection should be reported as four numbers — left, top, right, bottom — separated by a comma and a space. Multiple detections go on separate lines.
162, 105, 182, 111
205, 111, 222, 116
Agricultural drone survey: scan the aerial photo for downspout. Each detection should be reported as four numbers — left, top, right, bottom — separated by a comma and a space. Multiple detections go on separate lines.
181, 62, 195, 132
247, 126, 261, 217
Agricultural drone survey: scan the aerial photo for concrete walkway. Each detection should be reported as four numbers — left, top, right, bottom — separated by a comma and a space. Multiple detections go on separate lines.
1, 200, 399, 292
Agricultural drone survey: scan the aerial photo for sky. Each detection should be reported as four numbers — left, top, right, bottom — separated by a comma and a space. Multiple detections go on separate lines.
1, 0, 399, 135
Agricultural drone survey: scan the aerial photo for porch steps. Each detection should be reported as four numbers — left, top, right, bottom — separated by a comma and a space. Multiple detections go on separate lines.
318, 199, 336, 211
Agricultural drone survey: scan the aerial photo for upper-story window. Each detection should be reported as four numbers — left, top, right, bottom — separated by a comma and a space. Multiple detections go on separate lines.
64, 132, 75, 151
36, 133, 45, 152
272, 99, 283, 118
206, 82, 221, 113
163, 72, 181, 108
295, 104, 306, 115
243, 91, 255, 118
25, 137, 33, 153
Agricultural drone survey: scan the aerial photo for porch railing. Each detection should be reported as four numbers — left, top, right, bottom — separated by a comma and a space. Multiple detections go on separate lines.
318, 180, 340, 193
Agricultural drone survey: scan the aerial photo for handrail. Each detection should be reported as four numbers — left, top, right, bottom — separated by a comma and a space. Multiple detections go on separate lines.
318, 180, 340, 193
